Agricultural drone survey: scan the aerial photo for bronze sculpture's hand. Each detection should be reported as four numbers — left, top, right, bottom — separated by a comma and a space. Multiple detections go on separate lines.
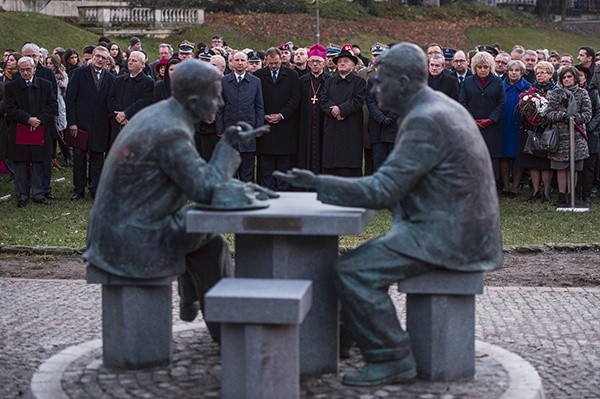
223, 122, 270, 145
273, 168, 317, 189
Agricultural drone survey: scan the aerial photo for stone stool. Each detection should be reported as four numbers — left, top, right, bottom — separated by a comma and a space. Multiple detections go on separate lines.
398, 270, 484, 381
86, 264, 173, 369
205, 278, 312, 399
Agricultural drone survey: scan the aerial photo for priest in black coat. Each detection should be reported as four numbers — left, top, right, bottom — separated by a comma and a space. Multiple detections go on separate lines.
320, 46, 367, 177
297, 44, 330, 174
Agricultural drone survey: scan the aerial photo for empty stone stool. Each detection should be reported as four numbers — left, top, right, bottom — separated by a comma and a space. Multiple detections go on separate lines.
398, 270, 484, 381
86, 264, 173, 369
205, 278, 312, 399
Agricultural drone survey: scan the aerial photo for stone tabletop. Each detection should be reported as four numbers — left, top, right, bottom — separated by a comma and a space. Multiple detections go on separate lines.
186, 192, 376, 235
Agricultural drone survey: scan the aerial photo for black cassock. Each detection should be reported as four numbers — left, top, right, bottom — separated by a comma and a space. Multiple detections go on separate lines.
319, 72, 367, 171
297, 72, 330, 173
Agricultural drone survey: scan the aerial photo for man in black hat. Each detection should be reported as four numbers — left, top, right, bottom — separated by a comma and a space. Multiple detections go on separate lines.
320, 45, 367, 177
128, 36, 142, 52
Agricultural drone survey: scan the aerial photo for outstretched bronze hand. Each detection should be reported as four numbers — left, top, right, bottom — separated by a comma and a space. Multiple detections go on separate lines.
222, 122, 270, 146
273, 168, 318, 189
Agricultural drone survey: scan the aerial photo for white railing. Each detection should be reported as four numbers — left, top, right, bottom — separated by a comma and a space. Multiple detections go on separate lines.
78, 6, 204, 27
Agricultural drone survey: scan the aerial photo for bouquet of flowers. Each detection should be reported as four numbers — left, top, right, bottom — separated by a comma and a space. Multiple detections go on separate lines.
518, 88, 549, 127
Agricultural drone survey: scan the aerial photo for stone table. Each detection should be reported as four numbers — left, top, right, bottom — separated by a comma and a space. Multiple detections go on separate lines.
186, 192, 375, 376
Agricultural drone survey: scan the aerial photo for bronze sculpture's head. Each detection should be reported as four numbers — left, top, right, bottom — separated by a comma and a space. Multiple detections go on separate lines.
373, 43, 428, 112
171, 59, 224, 123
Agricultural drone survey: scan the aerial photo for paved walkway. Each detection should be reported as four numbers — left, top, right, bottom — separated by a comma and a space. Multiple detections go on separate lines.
1, 278, 598, 398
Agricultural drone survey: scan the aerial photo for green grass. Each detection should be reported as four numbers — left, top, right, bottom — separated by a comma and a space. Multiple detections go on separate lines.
2, 165, 600, 250
465, 26, 600, 57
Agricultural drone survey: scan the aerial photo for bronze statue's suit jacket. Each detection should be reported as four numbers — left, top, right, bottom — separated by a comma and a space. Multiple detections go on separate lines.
316, 87, 503, 272
84, 98, 239, 279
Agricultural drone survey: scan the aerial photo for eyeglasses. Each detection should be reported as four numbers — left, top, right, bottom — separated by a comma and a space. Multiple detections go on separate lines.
495, 60, 508, 65
308, 59, 323, 63
93, 54, 109, 60
453, 59, 467, 63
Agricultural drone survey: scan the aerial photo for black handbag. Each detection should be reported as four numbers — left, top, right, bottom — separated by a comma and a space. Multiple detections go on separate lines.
523, 125, 559, 156
538, 125, 559, 153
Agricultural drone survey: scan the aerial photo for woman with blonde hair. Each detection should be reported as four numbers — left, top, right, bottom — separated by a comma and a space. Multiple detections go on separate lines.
460, 51, 506, 183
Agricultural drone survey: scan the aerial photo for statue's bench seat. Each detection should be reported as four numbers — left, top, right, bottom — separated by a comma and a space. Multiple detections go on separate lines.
205, 278, 312, 399
86, 264, 174, 369
398, 270, 484, 382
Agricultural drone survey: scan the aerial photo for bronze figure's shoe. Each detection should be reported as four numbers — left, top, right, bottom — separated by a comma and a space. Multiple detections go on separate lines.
17, 200, 27, 208
179, 300, 199, 322
342, 358, 417, 387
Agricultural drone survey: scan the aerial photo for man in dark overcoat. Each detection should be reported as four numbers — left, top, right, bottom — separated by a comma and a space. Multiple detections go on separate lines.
16, 43, 58, 200
216, 51, 264, 182
254, 47, 300, 190
297, 44, 329, 174
4, 57, 57, 208
65, 45, 116, 200
320, 46, 367, 177
366, 75, 398, 170
428, 54, 459, 101
107, 51, 154, 144
276, 43, 502, 387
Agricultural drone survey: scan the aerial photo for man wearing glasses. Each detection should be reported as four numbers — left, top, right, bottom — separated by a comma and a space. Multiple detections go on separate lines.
65, 46, 116, 200
494, 52, 511, 81
449, 50, 471, 89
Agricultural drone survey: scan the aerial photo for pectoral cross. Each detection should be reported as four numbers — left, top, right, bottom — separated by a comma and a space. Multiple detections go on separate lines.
311, 94, 318, 104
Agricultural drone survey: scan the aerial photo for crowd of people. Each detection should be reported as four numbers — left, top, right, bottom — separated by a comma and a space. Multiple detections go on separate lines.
1, 35, 600, 208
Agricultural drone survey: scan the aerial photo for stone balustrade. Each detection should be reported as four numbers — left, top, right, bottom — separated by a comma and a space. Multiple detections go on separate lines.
77, 5, 204, 27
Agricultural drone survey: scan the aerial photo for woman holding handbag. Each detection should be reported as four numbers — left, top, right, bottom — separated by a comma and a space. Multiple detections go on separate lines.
545, 66, 592, 207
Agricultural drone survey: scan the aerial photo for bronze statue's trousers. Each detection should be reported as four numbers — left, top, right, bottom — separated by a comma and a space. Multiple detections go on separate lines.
181, 234, 234, 340
334, 235, 437, 363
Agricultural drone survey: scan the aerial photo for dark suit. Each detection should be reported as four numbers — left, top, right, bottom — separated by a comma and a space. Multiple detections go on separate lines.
313, 86, 502, 362
366, 77, 398, 170
449, 68, 472, 93
254, 66, 300, 190
4, 76, 57, 202
216, 72, 264, 182
107, 72, 154, 143
427, 72, 459, 101
65, 65, 116, 196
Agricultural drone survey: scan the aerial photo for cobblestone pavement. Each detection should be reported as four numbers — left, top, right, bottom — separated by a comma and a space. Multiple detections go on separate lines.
1, 278, 598, 398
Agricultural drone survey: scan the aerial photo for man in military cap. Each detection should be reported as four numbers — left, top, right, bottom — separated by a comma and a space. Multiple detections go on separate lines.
178, 40, 195, 61
246, 51, 263, 74
325, 46, 340, 75
278, 42, 293, 69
